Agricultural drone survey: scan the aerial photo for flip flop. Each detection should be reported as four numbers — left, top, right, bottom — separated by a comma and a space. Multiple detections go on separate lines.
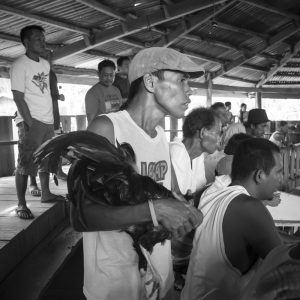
15, 206, 34, 219
29, 185, 42, 197
41, 195, 66, 203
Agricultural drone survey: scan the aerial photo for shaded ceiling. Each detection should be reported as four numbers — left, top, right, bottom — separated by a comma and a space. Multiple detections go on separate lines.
0, 0, 300, 93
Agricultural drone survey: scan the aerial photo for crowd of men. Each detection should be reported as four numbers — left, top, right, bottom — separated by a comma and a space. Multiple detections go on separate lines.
9, 24, 300, 300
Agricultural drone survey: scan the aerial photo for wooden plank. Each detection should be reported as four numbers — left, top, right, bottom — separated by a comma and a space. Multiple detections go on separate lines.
0, 226, 82, 300
0, 241, 8, 250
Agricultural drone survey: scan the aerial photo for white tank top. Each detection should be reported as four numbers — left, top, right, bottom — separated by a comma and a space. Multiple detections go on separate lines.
83, 110, 173, 300
181, 184, 257, 300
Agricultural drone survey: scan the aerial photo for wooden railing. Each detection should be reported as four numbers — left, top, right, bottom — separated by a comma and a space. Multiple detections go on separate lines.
281, 143, 300, 191
0, 115, 87, 177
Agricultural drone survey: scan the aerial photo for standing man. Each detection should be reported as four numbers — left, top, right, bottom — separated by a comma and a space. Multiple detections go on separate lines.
113, 56, 130, 102
85, 59, 122, 125
10, 25, 63, 219
225, 101, 234, 124
72, 47, 204, 300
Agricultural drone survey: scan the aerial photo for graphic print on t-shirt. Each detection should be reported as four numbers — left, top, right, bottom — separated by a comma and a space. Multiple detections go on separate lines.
140, 160, 168, 183
105, 94, 122, 112
32, 72, 48, 93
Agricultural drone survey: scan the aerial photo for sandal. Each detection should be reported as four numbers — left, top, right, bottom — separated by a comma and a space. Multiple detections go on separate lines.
29, 185, 41, 197
15, 206, 34, 219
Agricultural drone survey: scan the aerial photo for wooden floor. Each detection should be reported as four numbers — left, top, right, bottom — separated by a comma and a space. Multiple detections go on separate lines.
0, 174, 68, 244
0, 174, 68, 284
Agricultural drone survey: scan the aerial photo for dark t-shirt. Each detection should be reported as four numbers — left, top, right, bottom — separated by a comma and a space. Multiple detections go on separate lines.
113, 73, 130, 99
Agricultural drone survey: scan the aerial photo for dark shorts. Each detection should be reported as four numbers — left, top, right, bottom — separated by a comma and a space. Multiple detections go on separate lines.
16, 119, 54, 176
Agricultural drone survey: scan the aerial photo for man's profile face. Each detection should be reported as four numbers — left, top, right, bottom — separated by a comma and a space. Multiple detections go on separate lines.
25, 29, 46, 55
154, 70, 191, 119
99, 66, 115, 86
201, 119, 222, 154
253, 122, 268, 138
260, 152, 283, 200
215, 107, 228, 126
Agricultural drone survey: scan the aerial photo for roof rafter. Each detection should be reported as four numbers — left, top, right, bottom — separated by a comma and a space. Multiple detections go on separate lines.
0, 31, 64, 50
257, 41, 300, 87
212, 22, 300, 80
52, 0, 220, 62
216, 21, 269, 40
154, 0, 235, 47
73, 0, 126, 21
0, 3, 90, 35
221, 74, 256, 84
239, 0, 299, 20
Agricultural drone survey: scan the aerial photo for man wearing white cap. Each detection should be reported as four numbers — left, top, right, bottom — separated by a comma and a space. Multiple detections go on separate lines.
72, 47, 204, 300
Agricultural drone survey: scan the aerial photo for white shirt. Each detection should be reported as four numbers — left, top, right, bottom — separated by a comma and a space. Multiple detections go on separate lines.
83, 110, 173, 300
10, 55, 53, 124
169, 137, 207, 195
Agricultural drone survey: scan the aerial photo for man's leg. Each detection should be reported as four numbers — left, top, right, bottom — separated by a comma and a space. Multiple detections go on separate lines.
40, 171, 64, 202
15, 173, 33, 218
15, 122, 34, 219
28, 175, 41, 196
39, 123, 65, 203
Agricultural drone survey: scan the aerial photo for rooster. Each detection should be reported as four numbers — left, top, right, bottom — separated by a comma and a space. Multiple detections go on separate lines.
34, 130, 173, 266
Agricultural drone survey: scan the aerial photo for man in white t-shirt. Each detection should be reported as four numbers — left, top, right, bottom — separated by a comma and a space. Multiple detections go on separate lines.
71, 47, 204, 300
10, 25, 64, 219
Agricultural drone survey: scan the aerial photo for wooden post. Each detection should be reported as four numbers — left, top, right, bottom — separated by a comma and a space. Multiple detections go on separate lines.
206, 72, 212, 107
75, 115, 87, 131
256, 92, 262, 108
0, 116, 15, 177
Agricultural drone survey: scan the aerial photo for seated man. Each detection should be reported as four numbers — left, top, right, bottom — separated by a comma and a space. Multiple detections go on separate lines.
181, 138, 283, 300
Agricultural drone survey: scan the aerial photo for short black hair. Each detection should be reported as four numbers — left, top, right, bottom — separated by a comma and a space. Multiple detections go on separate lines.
225, 101, 231, 107
241, 103, 247, 108
98, 59, 116, 72
231, 138, 280, 181
224, 133, 252, 155
117, 56, 130, 67
182, 107, 217, 138
211, 102, 225, 110
20, 25, 45, 45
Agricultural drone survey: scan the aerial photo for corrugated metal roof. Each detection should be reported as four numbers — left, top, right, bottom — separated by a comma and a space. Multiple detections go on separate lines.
0, 0, 300, 88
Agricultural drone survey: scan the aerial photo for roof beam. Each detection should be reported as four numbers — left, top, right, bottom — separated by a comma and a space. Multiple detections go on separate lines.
212, 22, 300, 80
154, 0, 234, 47
117, 37, 144, 48
0, 4, 90, 35
239, 0, 299, 20
0, 31, 64, 50
221, 74, 256, 84
85, 49, 117, 59
52, 0, 219, 62
257, 41, 300, 87
73, 0, 126, 21
216, 21, 269, 40
189, 81, 300, 94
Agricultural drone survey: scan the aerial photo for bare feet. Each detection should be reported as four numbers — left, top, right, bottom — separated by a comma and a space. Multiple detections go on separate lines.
41, 192, 66, 203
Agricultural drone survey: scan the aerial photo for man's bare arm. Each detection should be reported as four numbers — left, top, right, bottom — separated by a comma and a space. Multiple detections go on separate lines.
71, 116, 203, 235
12, 90, 33, 127
240, 196, 282, 258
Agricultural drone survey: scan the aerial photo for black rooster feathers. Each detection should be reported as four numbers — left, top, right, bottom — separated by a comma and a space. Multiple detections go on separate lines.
34, 131, 172, 255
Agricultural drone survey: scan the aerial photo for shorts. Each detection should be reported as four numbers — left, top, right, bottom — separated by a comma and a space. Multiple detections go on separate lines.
16, 119, 54, 176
